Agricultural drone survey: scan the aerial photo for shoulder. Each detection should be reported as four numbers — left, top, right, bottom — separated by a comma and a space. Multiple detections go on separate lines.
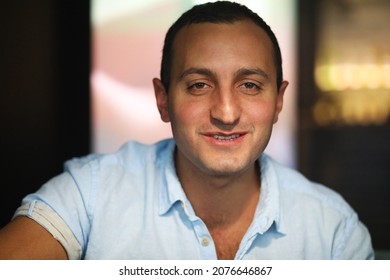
262, 154, 352, 215
37, 139, 175, 211
55, 139, 176, 211
20, 139, 176, 255
262, 154, 373, 259
64, 138, 174, 175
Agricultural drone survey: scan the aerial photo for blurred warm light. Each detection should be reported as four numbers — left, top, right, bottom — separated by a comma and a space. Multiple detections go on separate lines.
314, 53, 390, 126
315, 62, 390, 92
382, 64, 390, 88
313, 90, 390, 126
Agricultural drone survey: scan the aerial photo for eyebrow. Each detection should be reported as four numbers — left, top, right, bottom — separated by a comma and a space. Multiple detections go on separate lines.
178, 67, 270, 82
178, 68, 216, 81
235, 67, 270, 81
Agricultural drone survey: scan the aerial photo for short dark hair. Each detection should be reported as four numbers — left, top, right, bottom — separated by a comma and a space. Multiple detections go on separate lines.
160, 1, 283, 91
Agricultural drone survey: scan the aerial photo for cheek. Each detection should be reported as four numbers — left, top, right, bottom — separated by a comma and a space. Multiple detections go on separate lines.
169, 100, 208, 128
246, 101, 276, 124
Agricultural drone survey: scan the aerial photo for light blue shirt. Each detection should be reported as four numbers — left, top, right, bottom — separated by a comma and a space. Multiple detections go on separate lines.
15, 139, 374, 259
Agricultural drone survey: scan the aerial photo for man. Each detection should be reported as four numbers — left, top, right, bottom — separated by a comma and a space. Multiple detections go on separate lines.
0, 1, 373, 260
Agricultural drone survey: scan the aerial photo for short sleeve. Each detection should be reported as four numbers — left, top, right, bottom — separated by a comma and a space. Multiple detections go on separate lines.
13, 160, 97, 259
13, 200, 82, 259
341, 221, 374, 259
333, 213, 374, 260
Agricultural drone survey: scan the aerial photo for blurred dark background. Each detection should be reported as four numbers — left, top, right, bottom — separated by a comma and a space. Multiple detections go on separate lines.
298, 0, 390, 255
0, 1, 90, 227
1, 0, 389, 255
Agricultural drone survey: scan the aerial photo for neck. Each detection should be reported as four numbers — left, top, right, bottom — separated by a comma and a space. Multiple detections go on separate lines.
175, 151, 261, 227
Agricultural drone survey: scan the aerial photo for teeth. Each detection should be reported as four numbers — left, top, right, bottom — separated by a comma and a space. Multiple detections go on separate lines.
213, 134, 240, 141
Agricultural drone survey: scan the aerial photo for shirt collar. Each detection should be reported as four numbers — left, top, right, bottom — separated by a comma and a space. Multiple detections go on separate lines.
252, 153, 286, 235
158, 139, 188, 215
158, 140, 287, 235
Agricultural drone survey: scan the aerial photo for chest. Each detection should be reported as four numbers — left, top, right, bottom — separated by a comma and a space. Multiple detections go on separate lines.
211, 232, 243, 260
208, 222, 251, 260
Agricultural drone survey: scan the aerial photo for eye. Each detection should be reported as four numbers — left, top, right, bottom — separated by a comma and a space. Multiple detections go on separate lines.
187, 82, 211, 95
189, 82, 208, 90
242, 82, 260, 90
239, 82, 262, 94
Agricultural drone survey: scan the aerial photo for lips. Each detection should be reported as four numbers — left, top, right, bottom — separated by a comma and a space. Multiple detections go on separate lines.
212, 134, 241, 141
203, 132, 247, 142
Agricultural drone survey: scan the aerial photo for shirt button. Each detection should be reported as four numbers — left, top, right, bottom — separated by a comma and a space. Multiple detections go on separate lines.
201, 237, 210, 247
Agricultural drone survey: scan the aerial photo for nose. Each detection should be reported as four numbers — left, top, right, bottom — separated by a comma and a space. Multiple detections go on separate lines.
210, 87, 241, 127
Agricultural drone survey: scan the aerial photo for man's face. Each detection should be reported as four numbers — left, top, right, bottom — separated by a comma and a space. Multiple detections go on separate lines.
154, 20, 288, 178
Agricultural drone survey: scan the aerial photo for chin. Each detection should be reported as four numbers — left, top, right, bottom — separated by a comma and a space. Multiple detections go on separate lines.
201, 160, 252, 177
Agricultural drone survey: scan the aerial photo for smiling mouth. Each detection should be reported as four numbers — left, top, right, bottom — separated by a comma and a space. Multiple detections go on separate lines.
203, 131, 247, 143
212, 134, 241, 141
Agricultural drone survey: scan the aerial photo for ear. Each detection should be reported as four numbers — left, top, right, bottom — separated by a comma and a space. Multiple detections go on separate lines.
153, 78, 170, 122
273, 80, 288, 124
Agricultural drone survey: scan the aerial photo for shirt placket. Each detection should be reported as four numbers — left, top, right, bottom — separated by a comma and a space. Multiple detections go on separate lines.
181, 201, 217, 259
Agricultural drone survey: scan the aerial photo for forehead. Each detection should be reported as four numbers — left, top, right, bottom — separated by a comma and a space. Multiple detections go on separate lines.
171, 20, 275, 77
